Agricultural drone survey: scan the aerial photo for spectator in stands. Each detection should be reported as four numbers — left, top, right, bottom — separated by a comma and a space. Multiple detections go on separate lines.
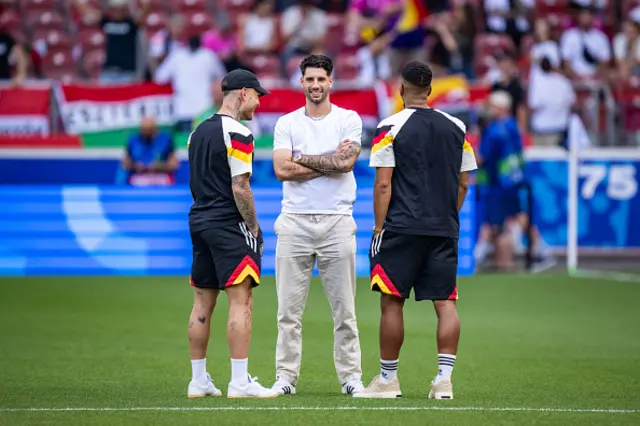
280, 0, 327, 77
487, 51, 527, 131
613, 7, 640, 79
154, 34, 226, 133
355, 31, 393, 85
122, 116, 178, 186
73, 0, 150, 83
347, 0, 431, 75
428, 3, 476, 79
529, 18, 561, 83
202, 15, 252, 73
559, 4, 611, 78
528, 57, 575, 147
148, 15, 186, 76
483, 0, 534, 50
0, 22, 27, 85
238, 0, 278, 56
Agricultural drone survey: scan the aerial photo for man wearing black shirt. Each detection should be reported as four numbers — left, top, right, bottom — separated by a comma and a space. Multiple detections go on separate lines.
354, 62, 477, 401
73, 0, 149, 82
186, 69, 277, 399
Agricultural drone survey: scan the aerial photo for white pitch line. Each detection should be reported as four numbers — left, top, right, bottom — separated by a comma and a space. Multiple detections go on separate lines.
0, 406, 638, 414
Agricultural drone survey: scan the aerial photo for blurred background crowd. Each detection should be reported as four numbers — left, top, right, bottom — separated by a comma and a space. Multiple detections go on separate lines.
1, 0, 639, 146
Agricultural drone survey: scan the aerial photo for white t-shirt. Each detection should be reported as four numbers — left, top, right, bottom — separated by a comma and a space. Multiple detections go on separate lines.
560, 28, 611, 77
528, 71, 576, 133
273, 105, 363, 215
154, 47, 226, 120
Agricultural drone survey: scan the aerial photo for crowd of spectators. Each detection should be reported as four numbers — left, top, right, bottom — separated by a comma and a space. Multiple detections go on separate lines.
1, 0, 639, 144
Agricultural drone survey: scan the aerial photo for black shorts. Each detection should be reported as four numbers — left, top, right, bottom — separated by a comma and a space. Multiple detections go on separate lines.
369, 230, 458, 301
190, 222, 263, 290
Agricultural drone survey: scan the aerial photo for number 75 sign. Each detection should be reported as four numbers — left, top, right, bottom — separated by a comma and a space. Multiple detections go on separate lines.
579, 164, 638, 201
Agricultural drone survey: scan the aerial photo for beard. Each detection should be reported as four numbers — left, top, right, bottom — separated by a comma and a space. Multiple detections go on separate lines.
305, 88, 328, 105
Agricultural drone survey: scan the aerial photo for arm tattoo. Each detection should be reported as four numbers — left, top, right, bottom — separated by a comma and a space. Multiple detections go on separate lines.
297, 144, 361, 173
231, 174, 259, 234
283, 160, 324, 180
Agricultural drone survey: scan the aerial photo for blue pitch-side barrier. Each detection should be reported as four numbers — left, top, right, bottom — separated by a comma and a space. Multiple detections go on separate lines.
0, 185, 476, 277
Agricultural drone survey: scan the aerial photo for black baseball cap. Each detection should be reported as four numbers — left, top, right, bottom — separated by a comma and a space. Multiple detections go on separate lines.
221, 69, 270, 96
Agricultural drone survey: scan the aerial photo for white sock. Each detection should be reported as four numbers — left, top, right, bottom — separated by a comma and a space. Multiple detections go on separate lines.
380, 359, 398, 383
231, 358, 248, 383
191, 358, 207, 383
435, 354, 456, 384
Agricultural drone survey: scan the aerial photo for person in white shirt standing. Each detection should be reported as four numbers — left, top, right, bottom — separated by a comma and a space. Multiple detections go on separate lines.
528, 57, 576, 147
270, 55, 365, 396
154, 34, 227, 133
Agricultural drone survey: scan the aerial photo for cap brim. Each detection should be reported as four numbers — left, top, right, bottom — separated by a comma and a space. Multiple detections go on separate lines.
256, 86, 270, 96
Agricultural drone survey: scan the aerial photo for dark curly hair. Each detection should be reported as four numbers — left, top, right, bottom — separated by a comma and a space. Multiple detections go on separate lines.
299, 54, 334, 77
401, 61, 433, 89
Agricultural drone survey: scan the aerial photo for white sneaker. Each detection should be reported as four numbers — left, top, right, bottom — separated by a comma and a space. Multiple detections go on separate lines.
352, 375, 402, 399
342, 379, 365, 395
187, 373, 222, 398
227, 375, 278, 398
428, 379, 453, 400
271, 377, 296, 395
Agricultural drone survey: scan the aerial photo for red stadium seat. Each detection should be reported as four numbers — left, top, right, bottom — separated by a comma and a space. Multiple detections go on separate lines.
138, 0, 169, 13
335, 54, 360, 81
473, 33, 516, 77
616, 78, 640, 133
32, 29, 72, 51
241, 54, 280, 79
534, 0, 569, 18
22, 0, 57, 13
41, 49, 77, 81
0, 10, 22, 35
216, 0, 252, 12
184, 11, 213, 36
172, 0, 207, 13
325, 13, 345, 53
335, 53, 359, 81
27, 10, 65, 31
77, 28, 106, 50
143, 11, 169, 34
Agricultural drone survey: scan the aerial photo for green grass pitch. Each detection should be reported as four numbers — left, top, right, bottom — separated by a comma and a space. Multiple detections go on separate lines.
1, 274, 639, 425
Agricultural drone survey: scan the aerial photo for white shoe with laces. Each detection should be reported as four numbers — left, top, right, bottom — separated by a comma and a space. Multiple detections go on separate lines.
271, 377, 296, 395
342, 379, 365, 395
227, 375, 278, 398
187, 373, 222, 398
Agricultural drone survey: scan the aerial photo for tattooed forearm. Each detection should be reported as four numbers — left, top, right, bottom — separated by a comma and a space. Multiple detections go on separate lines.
297, 144, 361, 173
231, 173, 259, 235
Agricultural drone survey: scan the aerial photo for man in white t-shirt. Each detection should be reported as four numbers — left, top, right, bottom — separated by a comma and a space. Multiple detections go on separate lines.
154, 35, 227, 133
270, 54, 364, 396
559, 5, 611, 77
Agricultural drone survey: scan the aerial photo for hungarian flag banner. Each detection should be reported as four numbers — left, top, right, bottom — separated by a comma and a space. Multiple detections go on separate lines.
55, 83, 174, 148
0, 85, 51, 136
56, 82, 387, 150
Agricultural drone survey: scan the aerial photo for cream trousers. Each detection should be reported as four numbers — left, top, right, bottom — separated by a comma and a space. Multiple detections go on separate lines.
274, 213, 362, 386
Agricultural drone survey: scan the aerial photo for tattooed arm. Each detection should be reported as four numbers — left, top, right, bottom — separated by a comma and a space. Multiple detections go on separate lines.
231, 172, 260, 236
273, 149, 325, 182
295, 141, 361, 173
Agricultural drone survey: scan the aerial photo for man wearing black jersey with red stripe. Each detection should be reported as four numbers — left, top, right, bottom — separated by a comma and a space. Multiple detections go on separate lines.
186, 69, 277, 399
355, 61, 477, 400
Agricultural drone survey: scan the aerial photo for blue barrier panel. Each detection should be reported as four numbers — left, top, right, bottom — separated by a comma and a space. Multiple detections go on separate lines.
0, 185, 476, 277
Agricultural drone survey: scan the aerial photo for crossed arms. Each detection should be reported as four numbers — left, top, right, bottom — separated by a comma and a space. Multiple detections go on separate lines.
273, 141, 361, 182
